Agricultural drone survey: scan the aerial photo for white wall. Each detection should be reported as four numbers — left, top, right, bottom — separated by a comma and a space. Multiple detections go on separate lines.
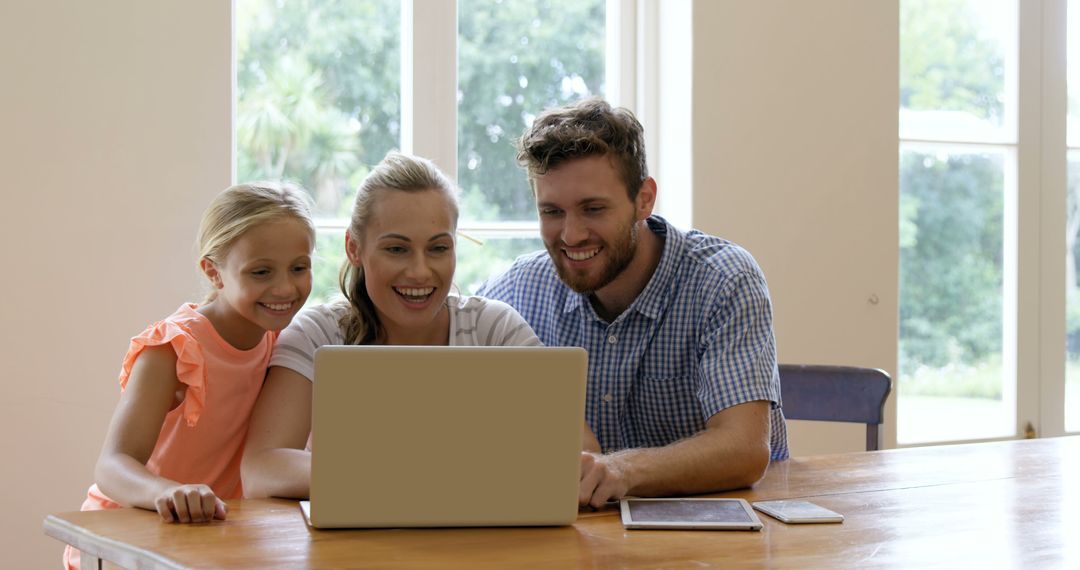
0, 1, 898, 566
0, 2, 231, 566
691, 1, 900, 455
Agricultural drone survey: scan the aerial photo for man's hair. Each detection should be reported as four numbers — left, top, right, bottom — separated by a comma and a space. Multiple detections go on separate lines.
516, 97, 648, 199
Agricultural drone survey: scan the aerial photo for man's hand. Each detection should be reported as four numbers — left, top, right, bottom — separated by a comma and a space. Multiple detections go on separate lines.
575, 401, 772, 504
579, 452, 631, 509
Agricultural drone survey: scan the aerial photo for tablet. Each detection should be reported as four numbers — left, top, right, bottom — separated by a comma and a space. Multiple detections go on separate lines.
751, 500, 844, 524
619, 498, 763, 530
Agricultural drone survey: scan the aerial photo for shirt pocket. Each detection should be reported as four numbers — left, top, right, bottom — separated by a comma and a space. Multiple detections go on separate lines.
629, 374, 703, 446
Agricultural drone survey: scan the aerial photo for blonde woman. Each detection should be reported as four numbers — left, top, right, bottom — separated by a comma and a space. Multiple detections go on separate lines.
242, 152, 541, 500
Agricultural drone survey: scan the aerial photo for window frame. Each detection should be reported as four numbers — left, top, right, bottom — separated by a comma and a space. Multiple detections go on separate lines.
896, 0, 1074, 446
1037, 0, 1069, 437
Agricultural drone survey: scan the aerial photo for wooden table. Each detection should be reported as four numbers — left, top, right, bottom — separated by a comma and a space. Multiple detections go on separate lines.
45, 436, 1080, 569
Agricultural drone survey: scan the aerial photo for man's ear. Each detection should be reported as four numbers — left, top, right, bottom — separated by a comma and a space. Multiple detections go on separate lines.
200, 257, 224, 289
634, 177, 658, 221
345, 232, 363, 267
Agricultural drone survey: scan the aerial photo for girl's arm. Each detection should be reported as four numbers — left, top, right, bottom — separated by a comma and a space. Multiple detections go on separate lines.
241, 366, 314, 499
94, 344, 227, 523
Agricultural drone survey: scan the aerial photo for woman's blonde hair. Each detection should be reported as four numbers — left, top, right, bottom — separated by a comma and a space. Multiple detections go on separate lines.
339, 152, 459, 345
197, 182, 315, 302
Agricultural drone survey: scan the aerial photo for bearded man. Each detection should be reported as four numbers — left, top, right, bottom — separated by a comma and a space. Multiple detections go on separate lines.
477, 98, 789, 508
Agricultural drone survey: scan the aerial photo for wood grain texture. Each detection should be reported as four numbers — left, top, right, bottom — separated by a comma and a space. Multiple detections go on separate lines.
44, 437, 1080, 569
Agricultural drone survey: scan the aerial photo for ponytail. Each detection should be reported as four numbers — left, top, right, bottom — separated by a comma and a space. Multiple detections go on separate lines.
338, 255, 382, 345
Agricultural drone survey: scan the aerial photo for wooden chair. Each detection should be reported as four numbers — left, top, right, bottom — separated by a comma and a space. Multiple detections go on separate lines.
778, 364, 892, 451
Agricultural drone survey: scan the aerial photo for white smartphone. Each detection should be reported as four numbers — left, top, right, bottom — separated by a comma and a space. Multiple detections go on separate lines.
751, 500, 844, 524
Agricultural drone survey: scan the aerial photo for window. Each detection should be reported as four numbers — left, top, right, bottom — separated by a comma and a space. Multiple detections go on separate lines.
1067, 0, 1080, 433
898, 0, 1018, 443
236, 0, 612, 303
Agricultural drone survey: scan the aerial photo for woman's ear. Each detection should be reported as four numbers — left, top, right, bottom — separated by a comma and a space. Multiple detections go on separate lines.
199, 257, 224, 289
345, 232, 363, 267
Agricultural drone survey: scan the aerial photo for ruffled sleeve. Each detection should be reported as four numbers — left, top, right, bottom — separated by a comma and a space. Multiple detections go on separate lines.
118, 315, 206, 427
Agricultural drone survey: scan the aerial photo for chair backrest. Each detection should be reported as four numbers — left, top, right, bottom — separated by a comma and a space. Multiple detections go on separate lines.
778, 364, 892, 451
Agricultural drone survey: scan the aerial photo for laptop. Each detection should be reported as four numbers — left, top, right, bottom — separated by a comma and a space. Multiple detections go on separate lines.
300, 345, 588, 528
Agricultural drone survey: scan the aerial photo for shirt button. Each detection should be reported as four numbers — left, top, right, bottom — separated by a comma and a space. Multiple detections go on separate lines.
607, 335, 617, 344
602, 393, 614, 403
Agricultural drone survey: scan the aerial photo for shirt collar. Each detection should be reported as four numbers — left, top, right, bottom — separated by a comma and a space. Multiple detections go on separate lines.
560, 215, 683, 321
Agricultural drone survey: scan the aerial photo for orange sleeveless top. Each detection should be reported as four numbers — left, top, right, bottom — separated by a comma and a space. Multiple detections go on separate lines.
80, 302, 274, 500
66, 304, 274, 568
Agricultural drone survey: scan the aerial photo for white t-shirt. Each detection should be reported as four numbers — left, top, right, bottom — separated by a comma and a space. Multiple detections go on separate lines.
270, 294, 543, 381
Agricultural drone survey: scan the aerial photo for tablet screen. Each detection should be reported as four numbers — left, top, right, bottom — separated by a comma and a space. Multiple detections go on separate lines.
620, 498, 763, 530
628, 499, 754, 523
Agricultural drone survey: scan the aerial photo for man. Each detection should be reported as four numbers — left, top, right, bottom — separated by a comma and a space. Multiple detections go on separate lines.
477, 98, 788, 509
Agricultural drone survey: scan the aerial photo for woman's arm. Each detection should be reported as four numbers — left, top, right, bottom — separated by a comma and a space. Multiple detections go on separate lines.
94, 344, 226, 522
241, 366, 314, 499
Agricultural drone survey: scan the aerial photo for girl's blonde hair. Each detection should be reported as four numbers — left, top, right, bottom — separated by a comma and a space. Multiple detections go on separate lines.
197, 182, 315, 302
339, 152, 459, 345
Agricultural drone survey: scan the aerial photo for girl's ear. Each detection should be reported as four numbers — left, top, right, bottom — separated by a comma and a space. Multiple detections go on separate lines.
345, 232, 363, 268
200, 257, 224, 289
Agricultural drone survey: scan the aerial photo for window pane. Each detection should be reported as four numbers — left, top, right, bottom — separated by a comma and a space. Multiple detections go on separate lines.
457, 0, 606, 223
310, 229, 347, 305
236, 0, 400, 221
1067, 152, 1080, 433
456, 236, 544, 295
897, 147, 1013, 443
899, 0, 1016, 143
1069, 0, 1080, 433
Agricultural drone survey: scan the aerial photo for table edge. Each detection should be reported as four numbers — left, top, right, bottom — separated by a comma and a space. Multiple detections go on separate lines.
43, 514, 187, 570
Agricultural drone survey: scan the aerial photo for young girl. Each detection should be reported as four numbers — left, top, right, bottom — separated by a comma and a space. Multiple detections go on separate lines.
64, 182, 315, 569
241, 152, 542, 499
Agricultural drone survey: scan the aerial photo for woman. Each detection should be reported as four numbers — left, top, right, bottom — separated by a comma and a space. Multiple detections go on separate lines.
241, 152, 541, 499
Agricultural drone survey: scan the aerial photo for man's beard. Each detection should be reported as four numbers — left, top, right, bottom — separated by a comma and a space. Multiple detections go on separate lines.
549, 216, 639, 294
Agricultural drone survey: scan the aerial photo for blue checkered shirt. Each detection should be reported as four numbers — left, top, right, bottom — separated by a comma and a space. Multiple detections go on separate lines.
477, 216, 789, 460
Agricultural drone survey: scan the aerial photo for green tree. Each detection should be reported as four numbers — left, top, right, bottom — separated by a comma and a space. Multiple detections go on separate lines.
237, 0, 399, 218
457, 0, 605, 221
900, 0, 1005, 123
899, 152, 1004, 372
